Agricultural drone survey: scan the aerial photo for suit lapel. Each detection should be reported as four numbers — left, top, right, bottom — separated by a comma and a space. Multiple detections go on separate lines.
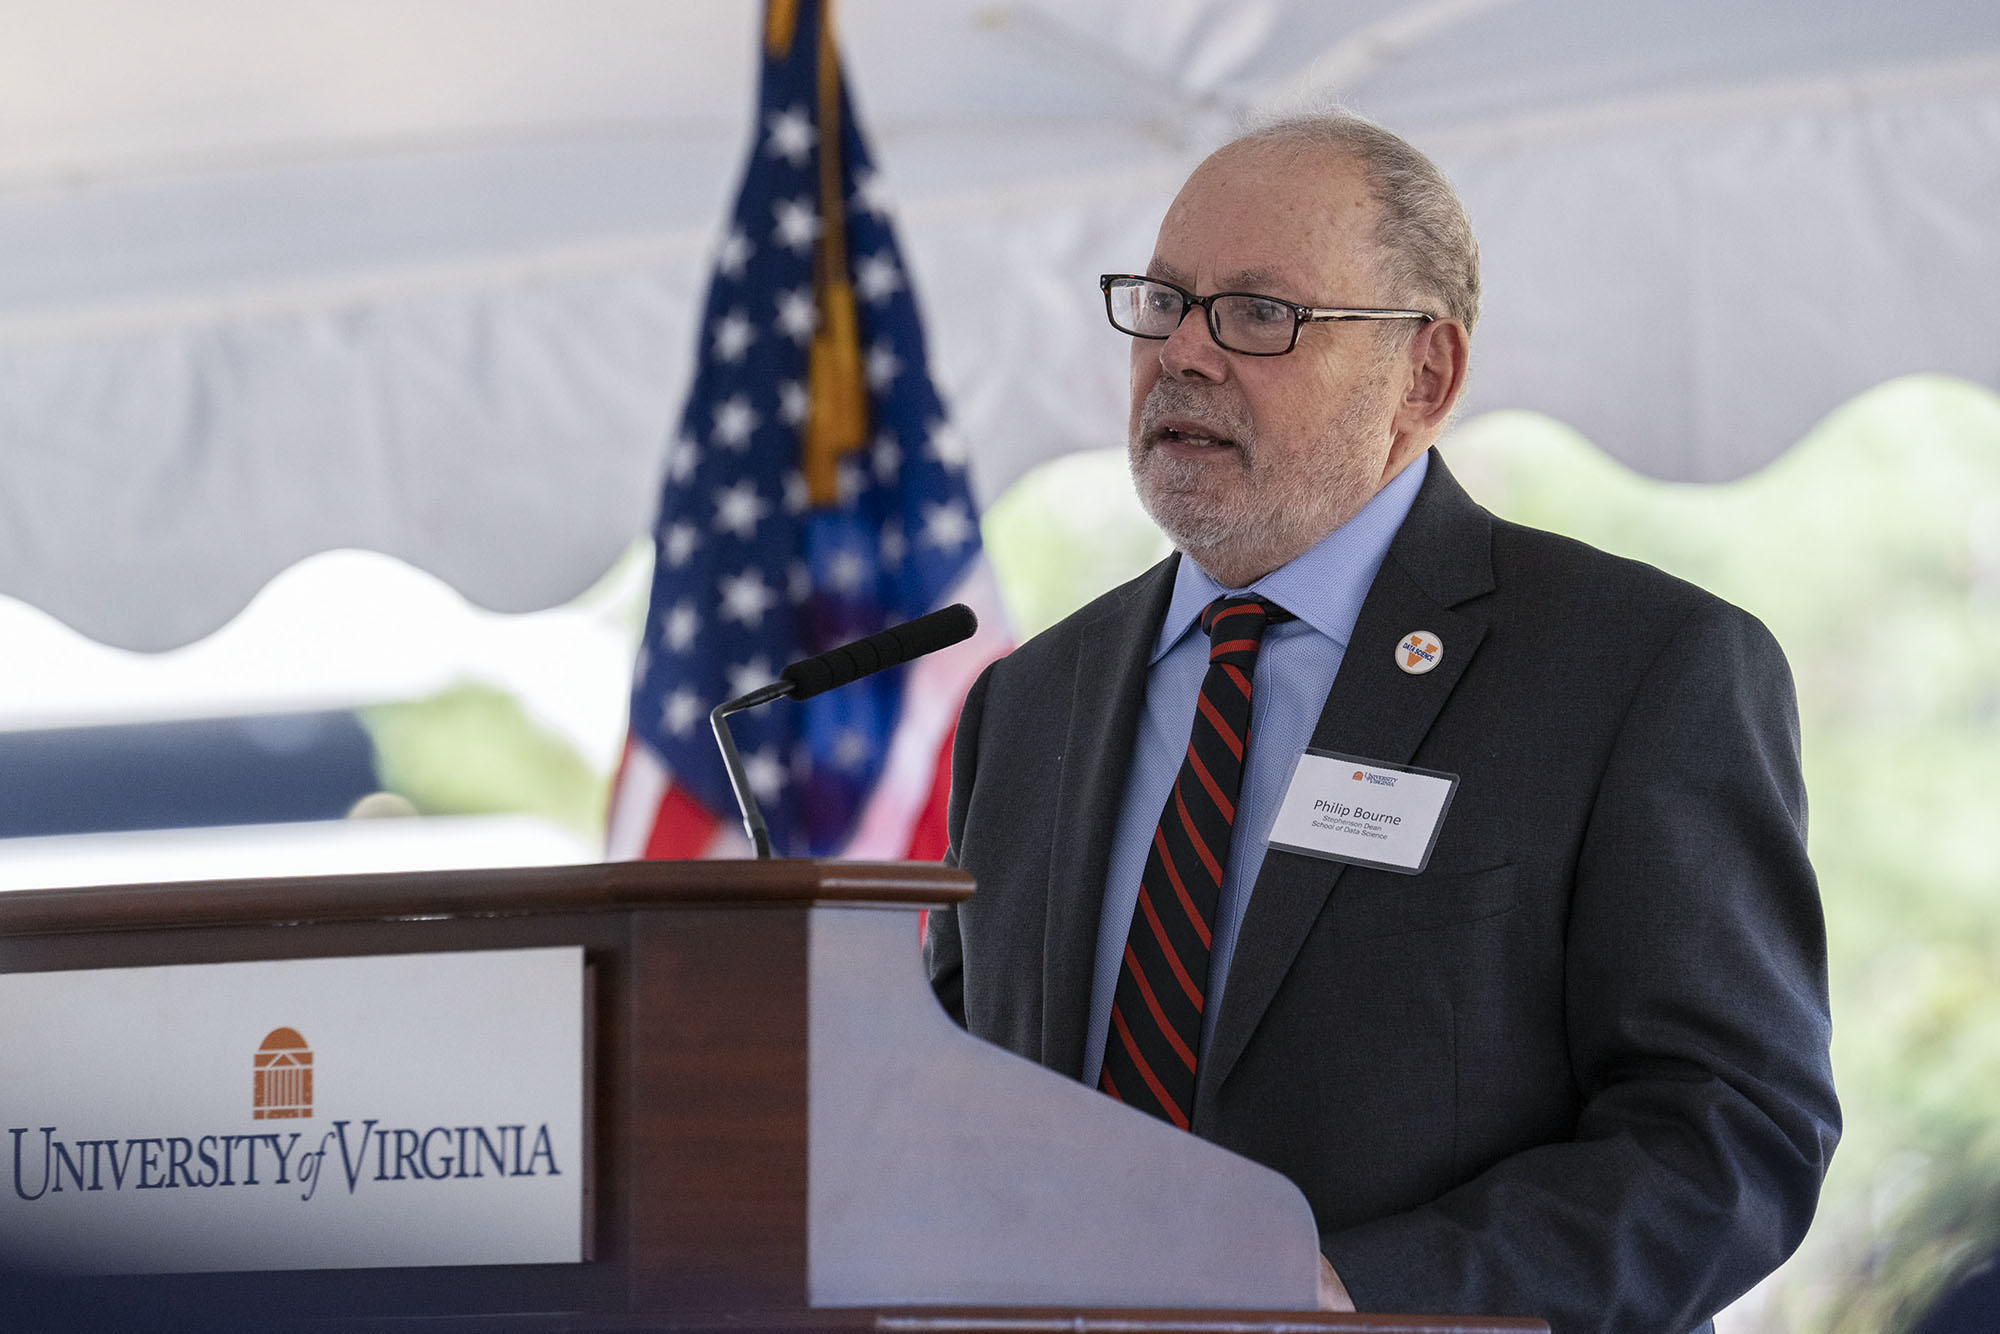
1196, 456, 1497, 1118
1038, 555, 1180, 1079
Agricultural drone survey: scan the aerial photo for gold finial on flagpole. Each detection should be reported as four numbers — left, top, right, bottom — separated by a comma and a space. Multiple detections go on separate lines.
764, 0, 799, 56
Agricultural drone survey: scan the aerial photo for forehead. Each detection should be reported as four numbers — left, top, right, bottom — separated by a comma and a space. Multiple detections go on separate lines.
1150, 142, 1381, 297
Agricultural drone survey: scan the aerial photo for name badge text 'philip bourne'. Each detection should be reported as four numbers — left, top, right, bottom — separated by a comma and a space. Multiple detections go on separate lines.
1267, 750, 1458, 874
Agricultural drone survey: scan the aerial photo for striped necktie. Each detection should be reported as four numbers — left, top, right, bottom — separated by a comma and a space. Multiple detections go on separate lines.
1099, 594, 1292, 1129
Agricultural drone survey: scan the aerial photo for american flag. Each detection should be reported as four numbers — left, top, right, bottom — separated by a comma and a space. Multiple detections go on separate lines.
608, 0, 1006, 861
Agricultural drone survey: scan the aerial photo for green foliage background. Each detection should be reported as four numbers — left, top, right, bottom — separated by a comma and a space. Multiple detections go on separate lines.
1447, 378, 2000, 1331
360, 684, 607, 838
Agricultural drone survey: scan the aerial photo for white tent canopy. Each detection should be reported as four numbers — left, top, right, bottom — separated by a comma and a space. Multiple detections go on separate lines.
4, 0, 1998, 650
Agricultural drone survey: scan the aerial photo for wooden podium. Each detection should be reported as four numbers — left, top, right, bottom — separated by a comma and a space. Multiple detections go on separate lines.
0, 859, 1544, 1332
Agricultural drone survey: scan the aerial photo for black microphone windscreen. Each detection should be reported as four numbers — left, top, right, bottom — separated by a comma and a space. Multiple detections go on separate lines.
779, 603, 977, 700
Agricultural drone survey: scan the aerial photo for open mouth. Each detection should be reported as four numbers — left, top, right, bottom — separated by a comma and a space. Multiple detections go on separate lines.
1155, 424, 1237, 450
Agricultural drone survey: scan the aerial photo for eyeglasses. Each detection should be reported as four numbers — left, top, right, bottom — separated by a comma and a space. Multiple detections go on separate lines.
1099, 274, 1433, 356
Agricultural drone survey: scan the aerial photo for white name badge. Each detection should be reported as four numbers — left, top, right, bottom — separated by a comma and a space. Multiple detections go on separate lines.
1267, 749, 1459, 874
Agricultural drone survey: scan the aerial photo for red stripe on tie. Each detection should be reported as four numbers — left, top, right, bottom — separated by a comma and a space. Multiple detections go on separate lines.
1209, 637, 1261, 659
1221, 662, 1252, 698
1186, 743, 1234, 823
1150, 829, 1213, 952
1100, 1066, 1124, 1101
1207, 602, 1263, 627
1195, 691, 1243, 759
1136, 878, 1205, 1008
1110, 1005, 1191, 1129
1175, 784, 1223, 883
1124, 945, 1197, 1072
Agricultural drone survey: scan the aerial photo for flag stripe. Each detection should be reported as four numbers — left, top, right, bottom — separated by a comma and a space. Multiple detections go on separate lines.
646, 782, 725, 861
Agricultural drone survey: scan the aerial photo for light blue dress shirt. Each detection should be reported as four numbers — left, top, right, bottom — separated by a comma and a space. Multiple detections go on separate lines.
1080, 451, 1429, 1087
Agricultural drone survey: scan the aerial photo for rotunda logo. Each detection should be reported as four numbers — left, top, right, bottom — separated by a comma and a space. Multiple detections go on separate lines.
253, 1027, 313, 1120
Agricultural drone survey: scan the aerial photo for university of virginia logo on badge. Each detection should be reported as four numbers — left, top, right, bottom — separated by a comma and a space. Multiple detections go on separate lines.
1396, 631, 1442, 675
253, 1028, 313, 1120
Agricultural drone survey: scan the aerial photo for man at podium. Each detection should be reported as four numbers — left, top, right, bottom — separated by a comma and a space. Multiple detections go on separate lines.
925, 110, 1839, 1334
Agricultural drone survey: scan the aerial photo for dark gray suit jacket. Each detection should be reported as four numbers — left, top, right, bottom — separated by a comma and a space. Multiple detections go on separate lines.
926, 453, 1839, 1334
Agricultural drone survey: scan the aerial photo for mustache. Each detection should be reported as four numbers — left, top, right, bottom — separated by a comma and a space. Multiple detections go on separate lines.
1137, 380, 1255, 456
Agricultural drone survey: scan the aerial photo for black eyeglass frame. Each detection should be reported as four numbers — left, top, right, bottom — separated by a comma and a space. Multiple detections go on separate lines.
1098, 273, 1434, 356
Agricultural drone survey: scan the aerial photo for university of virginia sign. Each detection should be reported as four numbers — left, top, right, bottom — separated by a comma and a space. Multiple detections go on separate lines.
0, 949, 585, 1273
10, 1116, 564, 1201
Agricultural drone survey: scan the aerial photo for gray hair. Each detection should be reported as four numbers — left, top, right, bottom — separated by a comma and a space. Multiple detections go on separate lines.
1229, 111, 1480, 334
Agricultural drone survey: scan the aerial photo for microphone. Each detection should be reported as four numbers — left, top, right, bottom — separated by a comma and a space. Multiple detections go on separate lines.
779, 602, 978, 699
709, 604, 979, 858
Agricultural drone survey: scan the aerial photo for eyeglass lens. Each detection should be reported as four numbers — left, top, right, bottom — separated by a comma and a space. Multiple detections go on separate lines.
1106, 279, 1296, 354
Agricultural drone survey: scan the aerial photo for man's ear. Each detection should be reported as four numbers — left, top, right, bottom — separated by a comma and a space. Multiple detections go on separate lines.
1384, 319, 1470, 475
1403, 318, 1469, 429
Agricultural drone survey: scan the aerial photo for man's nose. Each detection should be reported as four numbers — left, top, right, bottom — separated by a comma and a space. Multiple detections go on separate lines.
1158, 303, 1229, 381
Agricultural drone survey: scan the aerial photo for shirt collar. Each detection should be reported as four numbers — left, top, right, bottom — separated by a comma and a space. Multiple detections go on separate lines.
1153, 449, 1429, 663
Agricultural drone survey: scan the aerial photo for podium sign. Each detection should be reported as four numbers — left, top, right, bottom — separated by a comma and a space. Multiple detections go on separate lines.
0, 861, 1546, 1331
0, 946, 586, 1274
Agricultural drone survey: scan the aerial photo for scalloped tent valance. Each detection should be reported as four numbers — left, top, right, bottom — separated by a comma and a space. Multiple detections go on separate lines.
3, 0, 1997, 650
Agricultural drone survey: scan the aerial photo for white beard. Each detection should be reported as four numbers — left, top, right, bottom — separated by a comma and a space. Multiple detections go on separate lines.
1129, 377, 1386, 584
